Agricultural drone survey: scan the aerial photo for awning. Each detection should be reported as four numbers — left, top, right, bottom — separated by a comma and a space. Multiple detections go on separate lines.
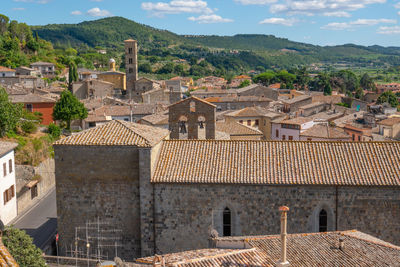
26, 180, 39, 188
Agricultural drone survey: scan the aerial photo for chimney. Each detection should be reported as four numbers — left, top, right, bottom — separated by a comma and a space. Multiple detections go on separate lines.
276, 206, 290, 267
339, 237, 345, 250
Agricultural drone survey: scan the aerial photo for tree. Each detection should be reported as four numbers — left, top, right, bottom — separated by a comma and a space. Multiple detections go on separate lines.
138, 62, 152, 73
2, 226, 46, 267
0, 87, 22, 137
360, 73, 376, 91
295, 67, 310, 90
354, 87, 364, 100
238, 79, 251, 88
68, 62, 78, 91
53, 90, 88, 130
0, 14, 9, 34
253, 71, 275, 86
376, 91, 399, 108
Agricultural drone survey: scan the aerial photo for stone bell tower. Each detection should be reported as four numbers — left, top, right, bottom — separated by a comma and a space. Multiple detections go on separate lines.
125, 39, 138, 96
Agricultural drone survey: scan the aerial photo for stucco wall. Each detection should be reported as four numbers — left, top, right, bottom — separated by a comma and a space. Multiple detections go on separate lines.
0, 150, 17, 225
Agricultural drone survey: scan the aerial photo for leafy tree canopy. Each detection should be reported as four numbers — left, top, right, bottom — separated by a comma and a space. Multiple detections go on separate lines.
3, 226, 46, 267
376, 91, 399, 108
53, 90, 88, 130
0, 87, 23, 137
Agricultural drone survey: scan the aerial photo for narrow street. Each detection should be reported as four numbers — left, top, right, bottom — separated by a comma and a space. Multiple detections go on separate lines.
13, 188, 57, 252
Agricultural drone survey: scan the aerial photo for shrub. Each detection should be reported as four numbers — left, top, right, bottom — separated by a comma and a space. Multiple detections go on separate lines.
3, 226, 46, 267
21, 120, 37, 134
31, 138, 43, 152
48, 123, 61, 139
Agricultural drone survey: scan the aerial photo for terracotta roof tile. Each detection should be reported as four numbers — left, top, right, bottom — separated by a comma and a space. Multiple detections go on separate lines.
0, 66, 15, 72
54, 120, 169, 147
0, 142, 18, 157
0, 238, 19, 266
244, 230, 400, 267
153, 140, 400, 186
300, 124, 350, 140
216, 121, 262, 136
378, 117, 400, 126
9, 94, 56, 103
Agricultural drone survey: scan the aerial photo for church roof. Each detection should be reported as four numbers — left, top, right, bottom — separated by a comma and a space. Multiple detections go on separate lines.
168, 96, 216, 108
54, 120, 169, 147
153, 140, 400, 186
216, 121, 262, 136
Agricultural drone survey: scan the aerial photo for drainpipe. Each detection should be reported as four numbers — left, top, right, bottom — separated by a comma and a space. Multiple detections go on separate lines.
276, 206, 290, 267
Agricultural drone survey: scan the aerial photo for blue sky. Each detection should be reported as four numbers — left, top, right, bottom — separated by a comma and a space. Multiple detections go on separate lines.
2, 0, 400, 46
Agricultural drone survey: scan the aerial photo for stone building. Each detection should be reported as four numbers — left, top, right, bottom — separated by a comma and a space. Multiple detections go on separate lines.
125, 39, 138, 93
72, 79, 115, 100
168, 97, 216, 139
54, 122, 400, 261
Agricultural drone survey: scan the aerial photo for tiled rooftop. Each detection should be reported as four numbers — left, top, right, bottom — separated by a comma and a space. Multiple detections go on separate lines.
54, 120, 169, 147
282, 95, 311, 104
300, 124, 350, 139
9, 93, 56, 103
0, 141, 18, 157
153, 140, 400, 186
378, 117, 400, 126
244, 230, 400, 267
0, 238, 19, 266
225, 106, 271, 117
216, 121, 263, 136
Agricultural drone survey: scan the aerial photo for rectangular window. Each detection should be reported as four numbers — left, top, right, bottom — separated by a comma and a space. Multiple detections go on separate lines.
247, 120, 251, 126
3, 163, 6, 177
289, 136, 293, 141
255, 120, 259, 126
307, 138, 312, 141
276, 129, 279, 138
352, 134, 355, 141
3, 191, 7, 204
129, 58, 133, 64
358, 136, 361, 141
128, 47, 132, 54
26, 104, 33, 112
239, 120, 243, 124
9, 159, 12, 173
31, 184, 38, 199
10, 185, 14, 198
282, 135, 286, 140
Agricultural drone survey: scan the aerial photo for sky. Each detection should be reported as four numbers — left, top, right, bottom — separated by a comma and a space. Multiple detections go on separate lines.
2, 0, 400, 47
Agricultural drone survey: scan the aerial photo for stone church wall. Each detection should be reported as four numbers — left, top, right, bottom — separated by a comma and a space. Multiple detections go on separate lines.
151, 184, 400, 255
54, 145, 142, 261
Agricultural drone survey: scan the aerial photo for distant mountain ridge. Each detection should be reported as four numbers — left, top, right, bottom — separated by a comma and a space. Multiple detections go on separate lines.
31, 16, 400, 68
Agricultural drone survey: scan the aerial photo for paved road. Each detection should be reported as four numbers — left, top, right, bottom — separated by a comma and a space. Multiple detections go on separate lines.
13, 188, 57, 251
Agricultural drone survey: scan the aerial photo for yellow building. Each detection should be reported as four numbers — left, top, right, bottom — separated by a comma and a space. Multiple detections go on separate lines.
97, 58, 126, 91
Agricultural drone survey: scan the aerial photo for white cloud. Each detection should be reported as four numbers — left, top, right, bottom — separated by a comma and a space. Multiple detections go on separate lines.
259, 17, 297, 26
12, 7, 26, 10
377, 25, 400, 34
234, 0, 277, 5
188, 14, 233, 23
395, 2, 400, 8
321, 18, 396, 30
87, 7, 112, 17
71, 10, 82, 15
323, 11, 351, 17
141, 0, 213, 17
270, 0, 386, 16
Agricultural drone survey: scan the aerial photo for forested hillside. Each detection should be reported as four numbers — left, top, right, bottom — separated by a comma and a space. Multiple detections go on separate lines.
0, 14, 56, 68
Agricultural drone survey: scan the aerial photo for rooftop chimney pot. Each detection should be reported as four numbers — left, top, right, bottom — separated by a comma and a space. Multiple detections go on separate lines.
276, 206, 290, 267
339, 237, 345, 250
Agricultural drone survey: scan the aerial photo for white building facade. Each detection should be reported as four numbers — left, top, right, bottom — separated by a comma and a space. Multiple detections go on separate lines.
0, 142, 18, 225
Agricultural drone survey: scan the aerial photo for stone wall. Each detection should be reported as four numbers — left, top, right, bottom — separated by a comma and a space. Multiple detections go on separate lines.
15, 158, 55, 216
54, 146, 141, 261
151, 184, 400, 255
213, 100, 271, 111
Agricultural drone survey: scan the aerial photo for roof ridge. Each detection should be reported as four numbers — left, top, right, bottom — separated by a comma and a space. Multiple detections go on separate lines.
164, 139, 400, 144
115, 120, 151, 146
341, 231, 400, 250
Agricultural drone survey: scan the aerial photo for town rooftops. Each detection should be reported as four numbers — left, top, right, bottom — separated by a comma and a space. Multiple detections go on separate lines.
140, 113, 169, 126
54, 120, 169, 147
300, 124, 350, 140
378, 117, 400, 126
9, 93, 56, 103
0, 66, 16, 72
205, 95, 273, 103
0, 142, 18, 158
153, 140, 400, 186
215, 230, 400, 267
169, 96, 216, 108
299, 101, 325, 110
136, 230, 400, 266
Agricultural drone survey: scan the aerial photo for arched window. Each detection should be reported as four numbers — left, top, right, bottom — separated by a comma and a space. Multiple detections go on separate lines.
223, 207, 231, 236
319, 209, 328, 232
190, 101, 196, 113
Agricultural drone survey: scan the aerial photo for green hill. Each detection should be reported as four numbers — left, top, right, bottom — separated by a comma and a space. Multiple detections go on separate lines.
31, 16, 400, 70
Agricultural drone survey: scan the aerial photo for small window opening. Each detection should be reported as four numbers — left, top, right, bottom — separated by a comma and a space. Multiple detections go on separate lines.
223, 207, 231, 236
319, 209, 328, 232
